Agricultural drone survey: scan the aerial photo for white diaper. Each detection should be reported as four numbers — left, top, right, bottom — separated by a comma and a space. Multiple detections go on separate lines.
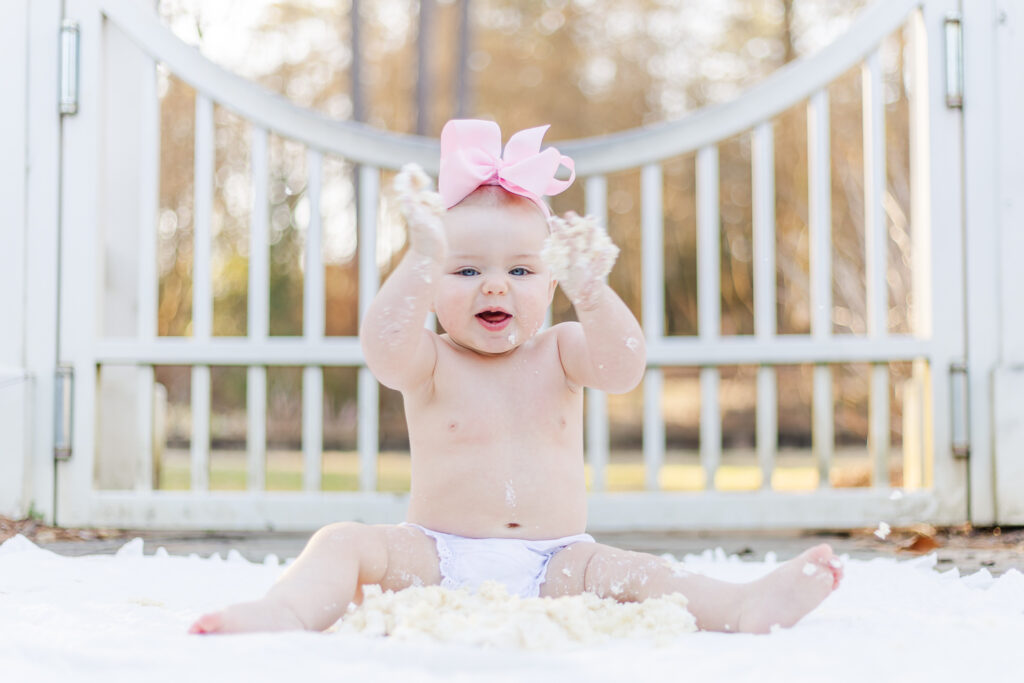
405, 524, 594, 598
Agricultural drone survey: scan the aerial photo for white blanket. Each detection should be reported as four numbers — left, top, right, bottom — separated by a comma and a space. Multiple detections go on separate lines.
1, 535, 1021, 682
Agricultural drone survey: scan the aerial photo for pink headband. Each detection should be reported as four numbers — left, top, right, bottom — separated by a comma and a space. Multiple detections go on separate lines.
438, 119, 576, 216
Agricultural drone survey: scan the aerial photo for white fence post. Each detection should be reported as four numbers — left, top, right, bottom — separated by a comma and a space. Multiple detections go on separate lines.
961, 0, 1001, 524
1, 0, 64, 522
95, 14, 156, 490
969, 0, 1024, 524
0, 1, 31, 518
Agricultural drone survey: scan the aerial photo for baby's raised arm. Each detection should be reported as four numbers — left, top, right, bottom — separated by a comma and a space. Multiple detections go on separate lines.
543, 212, 646, 393
359, 164, 444, 391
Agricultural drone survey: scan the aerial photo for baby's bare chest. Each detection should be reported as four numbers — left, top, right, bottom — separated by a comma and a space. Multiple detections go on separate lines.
415, 347, 580, 444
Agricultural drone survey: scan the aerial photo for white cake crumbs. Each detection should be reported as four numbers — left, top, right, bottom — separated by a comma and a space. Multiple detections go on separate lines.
541, 212, 619, 306
505, 481, 517, 508
393, 163, 446, 259
339, 582, 696, 649
802, 562, 818, 576
875, 522, 891, 540
562, 567, 573, 577
393, 164, 444, 213
829, 557, 843, 569
624, 337, 640, 352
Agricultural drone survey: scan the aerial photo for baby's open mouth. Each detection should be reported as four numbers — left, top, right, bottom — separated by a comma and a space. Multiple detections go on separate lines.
476, 309, 512, 330
476, 310, 511, 323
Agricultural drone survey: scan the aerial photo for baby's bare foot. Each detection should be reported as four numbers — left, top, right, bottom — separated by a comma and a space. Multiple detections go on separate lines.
736, 544, 842, 634
189, 598, 305, 635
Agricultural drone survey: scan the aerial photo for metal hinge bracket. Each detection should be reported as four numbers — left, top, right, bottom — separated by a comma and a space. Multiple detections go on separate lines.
950, 362, 969, 458
944, 13, 963, 109
60, 20, 80, 116
54, 366, 74, 461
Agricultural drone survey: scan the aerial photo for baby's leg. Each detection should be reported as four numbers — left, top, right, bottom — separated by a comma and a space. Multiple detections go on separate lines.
542, 542, 841, 634
189, 523, 440, 634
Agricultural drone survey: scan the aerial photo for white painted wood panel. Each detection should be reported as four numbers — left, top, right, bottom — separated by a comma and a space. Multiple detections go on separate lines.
752, 122, 777, 489
585, 175, 609, 491
641, 164, 665, 490
357, 165, 380, 492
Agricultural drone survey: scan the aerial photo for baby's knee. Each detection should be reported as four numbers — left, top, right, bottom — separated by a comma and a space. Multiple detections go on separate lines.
310, 521, 373, 549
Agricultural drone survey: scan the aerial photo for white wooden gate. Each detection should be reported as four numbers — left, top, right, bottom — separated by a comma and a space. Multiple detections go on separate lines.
52, 0, 972, 531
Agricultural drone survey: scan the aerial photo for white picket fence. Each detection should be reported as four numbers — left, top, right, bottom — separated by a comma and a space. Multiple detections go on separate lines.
9, 0, 1024, 530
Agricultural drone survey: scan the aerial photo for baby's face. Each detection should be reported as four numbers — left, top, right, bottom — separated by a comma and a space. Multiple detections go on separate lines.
434, 202, 555, 355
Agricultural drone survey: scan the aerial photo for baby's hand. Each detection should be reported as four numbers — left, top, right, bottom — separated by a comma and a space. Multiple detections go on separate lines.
541, 212, 620, 310
393, 163, 446, 261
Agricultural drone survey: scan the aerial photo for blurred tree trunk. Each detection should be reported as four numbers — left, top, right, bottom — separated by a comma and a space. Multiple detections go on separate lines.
350, 0, 364, 123
350, 0, 363, 251
781, 0, 796, 63
454, 0, 471, 118
416, 0, 434, 134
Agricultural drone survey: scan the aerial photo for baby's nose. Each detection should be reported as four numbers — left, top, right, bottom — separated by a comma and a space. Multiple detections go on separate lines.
482, 274, 508, 295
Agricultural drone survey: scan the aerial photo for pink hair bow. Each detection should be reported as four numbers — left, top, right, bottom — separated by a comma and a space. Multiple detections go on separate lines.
438, 119, 576, 216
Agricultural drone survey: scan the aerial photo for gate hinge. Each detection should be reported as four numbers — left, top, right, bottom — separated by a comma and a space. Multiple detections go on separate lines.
60, 20, 80, 116
54, 366, 74, 461
950, 362, 969, 458
944, 13, 963, 109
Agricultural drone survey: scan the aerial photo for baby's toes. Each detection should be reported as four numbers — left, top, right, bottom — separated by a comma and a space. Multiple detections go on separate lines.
188, 612, 224, 635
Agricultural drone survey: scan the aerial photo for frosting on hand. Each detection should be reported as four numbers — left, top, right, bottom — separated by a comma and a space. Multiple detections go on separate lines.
541, 212, 619, 309
394, 163, 446, 260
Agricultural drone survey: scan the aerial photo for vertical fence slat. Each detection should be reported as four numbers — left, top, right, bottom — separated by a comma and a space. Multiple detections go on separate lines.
357, 165, 380, 492
756, 368, 777, 488
304, 150, 325, 340
643, 369, 664, 490
249, 128, 270, 340
135, 56, 159, 492
813, 367, 834, 486
303, 367, 323, 491
906, 10, 931, 491
190, 367, 210, 492
697, 146, 720, 341
863, 49, 888, 340
246, 367, 265, 491
246, 127, 269, 492
870, 363, 891, 486
302, 149, 324, 492
641, 164, 664, 490
697, 145, 721, 489
641, 164, 664, 338
585, 174, 609, 492
863, 50, 890, 485
808, 89, 835, 487
191, 93, 214, 492
192, 95, 214, 339
753, 122, 777, 489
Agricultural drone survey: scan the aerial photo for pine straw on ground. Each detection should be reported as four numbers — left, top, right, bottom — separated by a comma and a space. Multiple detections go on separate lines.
0, 516, 130, 544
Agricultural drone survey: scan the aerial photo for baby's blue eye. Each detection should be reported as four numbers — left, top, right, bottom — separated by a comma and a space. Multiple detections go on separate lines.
457, 268, 479, 276
509, 267, 530, 276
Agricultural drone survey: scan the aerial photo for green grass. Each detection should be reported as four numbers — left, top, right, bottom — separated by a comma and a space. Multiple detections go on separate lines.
157, 448, 886, 493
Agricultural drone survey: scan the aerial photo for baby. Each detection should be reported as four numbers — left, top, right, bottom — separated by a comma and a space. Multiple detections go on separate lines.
190, 119, 842, 636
